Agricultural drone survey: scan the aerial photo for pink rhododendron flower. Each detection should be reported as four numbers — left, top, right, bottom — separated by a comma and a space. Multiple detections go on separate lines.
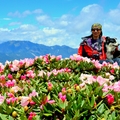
70, 54, 80, 61
42, 54, 50, 64
70, 54, 91, 62
102, 84, 109, 92
80, 73, 97, 84
92, 60, 102, 69
106, 94, 114, 105
58, 92, 66, 102
29, 101, 36, 106
26, 80, 31, 84
112, 62, 119, 69
24, 58, 34, 68
6, 97, 18, 105
28, 112, 36, 120
0, 75, 5, 81
109, 75, 115, 81
18, 60, 25, 67
9, 62, 19, 72
63, 68, 71, 72
29, 90, 38, 97
110, 69, 115, 74
48, 55, 62, 61
38, 70, 46, 77
40, 96, 55, 109
0, 94, 4, 105
80, 73, 92, 82
20, 75, 26, 80
7, 93, 14, 97
21, 96, 30, 107
7, 74, 13, 80
0, 63, 4, 73
26, 70, 35, 78
10, 86, 21, 93
56, 55, 62, 61
50, 55, 56, 60
96, 76, 109, 86
79, 82, 86, 88
113, 81, 120, 92
47, 68, 71, 77
48, 81, 52, 87
51, 69, 58, 76
101, 61, 109, 66
5, 80, 16, 87
21, 90, 38, 107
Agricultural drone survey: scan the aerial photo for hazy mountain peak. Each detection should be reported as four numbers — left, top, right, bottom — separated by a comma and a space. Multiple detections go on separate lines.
0, 40, 77, 64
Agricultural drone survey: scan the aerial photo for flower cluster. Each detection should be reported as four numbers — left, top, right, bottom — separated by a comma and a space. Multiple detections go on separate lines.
0, 54, 120, 119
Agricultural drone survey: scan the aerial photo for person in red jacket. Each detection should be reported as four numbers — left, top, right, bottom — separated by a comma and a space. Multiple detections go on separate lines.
78, 23, 120, 65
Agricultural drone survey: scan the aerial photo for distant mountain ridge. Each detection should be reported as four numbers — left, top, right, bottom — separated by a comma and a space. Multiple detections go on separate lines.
0, 40, 78, 64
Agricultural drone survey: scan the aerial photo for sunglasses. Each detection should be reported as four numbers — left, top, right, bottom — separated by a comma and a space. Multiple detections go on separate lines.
91, 28, 101, 31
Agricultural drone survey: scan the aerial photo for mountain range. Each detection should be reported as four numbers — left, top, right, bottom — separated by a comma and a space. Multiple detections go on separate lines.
0, 41, 78, 64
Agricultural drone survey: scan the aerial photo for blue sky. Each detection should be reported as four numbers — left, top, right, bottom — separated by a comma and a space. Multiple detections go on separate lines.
1, 0, 120, 48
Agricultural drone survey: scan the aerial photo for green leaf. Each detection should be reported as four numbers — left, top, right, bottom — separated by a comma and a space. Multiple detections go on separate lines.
58, 100, 67, 109
90, 94, 95, 107
43, 113, 52, 117
6, 106, 13, 115
85, 85, 90, 96
97, 103, 106, 115
94, 85, 103, 95
19, 114, 28, 120
109, 111, 116, 120
33, 115, 41, 120
73, 110, 80, 119
0, 113, 7, 120
88, 115, 96, 120
55, 108, 62, 114
0, 105, 3, 113
81, 100, 85, 108
32, 96, 40, 104
8, 115, 14, 120
43, 105, 53, 114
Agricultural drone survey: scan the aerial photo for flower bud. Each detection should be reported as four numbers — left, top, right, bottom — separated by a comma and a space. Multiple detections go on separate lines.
110, 106, 115, 111
24, 106, 29, 112
106, 94, 114, 105
75, 86, 80, 91
12, 111, 17, 118
67, 89, 72, 94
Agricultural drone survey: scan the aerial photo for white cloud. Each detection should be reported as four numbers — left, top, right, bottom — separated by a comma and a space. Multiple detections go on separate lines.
0, 28, 10, 32
9, 22, 21, 26
43, 27, 63, 36
19, 24, 38, 31
3, 18, 11, 20
108, 9, 120, 24
22, 10, 31, 17
36, 15, 54, 26
8, 9, 43, 18
32, 9, 43, 14
8, 11, 21, 18
1, 4, 120, 48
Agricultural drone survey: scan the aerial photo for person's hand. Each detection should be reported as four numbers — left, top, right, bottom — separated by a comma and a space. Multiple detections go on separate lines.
93, 54, 99, 60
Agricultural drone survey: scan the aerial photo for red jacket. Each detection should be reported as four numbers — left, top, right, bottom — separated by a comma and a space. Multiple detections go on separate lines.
78, 36, 107, 60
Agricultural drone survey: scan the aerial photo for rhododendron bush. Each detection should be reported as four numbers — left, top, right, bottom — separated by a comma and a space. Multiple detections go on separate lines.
0, 54, 120, 120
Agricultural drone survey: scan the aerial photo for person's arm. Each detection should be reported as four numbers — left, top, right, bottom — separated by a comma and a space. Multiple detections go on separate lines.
78, 41, 100, 59
78, 45, 83, 56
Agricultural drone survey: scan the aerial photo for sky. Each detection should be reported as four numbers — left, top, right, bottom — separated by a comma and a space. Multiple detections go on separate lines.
1, 0, 120, 48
